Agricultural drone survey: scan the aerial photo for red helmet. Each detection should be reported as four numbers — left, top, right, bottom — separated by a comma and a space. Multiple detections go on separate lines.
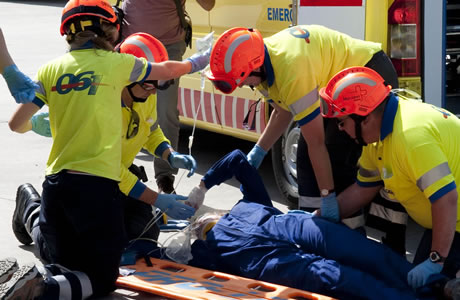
117, 33, 173, 90
206, 27, 264, 94
319, 67, 392, 118
60, 0, 119, 36
117, 32, 168, 62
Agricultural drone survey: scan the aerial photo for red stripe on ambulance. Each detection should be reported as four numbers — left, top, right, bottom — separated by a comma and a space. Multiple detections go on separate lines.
223, 94, 234, 128
179, 88, 266, 135
213, 93, 225, 126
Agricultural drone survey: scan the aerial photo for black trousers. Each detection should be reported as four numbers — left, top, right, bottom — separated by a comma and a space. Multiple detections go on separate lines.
39, 172, 126, 297
122, 194, 160, 242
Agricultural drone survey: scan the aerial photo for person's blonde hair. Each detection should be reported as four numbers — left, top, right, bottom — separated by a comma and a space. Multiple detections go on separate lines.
191, 212, 226, 240
66, 20, 119, 51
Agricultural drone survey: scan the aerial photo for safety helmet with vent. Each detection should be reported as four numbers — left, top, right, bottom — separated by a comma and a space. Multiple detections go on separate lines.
117, 32, 169, 63
319, 67, 392, 118
117, 32, 172, 92
206, 27, 265, 94
60, 0, 119, 36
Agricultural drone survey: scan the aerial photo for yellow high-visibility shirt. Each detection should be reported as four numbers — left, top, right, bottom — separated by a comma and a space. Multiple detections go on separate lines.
259, 25, 381, 125
119, 94, 170, 196
35, 49, 150, 181
357, 95, 460, 231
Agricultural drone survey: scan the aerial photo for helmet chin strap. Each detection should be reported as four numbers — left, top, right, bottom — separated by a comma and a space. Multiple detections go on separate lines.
350, 115, 367, 146
248, 68, 266, 91
127, 82, 148, 103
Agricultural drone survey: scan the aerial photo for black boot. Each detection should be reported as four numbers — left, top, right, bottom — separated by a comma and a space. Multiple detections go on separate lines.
13, 184, 41, 245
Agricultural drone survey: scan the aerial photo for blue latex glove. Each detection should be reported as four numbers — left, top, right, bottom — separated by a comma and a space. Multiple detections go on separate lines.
247, 144, 267, 169
185, 46, 211, 74
31, 112, 51, 137
407, 258, 443, 290
155, 193, 195, 220
320, 192, 340, 222
168, 151, 197, 177
2, 64, 39, 103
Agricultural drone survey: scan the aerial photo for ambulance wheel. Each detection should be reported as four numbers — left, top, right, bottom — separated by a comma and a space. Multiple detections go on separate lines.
272, 121, 299, 208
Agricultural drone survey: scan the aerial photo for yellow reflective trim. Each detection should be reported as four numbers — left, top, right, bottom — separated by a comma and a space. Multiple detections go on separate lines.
69, 23, 76, 34
80, 20, 94, 31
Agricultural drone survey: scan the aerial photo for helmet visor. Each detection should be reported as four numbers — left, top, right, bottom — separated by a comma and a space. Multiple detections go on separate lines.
319, 94, 334, 118
206, 71, 238, 94
211, 79, 236, 94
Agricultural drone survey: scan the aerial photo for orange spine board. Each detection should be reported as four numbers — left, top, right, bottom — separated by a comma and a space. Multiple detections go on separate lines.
117, 258, 336, 300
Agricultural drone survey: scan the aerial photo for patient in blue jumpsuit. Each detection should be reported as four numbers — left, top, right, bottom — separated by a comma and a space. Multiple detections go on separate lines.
189, 150, 436, 300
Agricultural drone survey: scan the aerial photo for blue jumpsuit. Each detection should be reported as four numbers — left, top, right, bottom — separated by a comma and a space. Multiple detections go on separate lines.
189, 150, 428, 300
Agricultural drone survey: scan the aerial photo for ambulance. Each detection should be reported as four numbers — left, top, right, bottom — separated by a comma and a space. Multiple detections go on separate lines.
179, 0, 459, 206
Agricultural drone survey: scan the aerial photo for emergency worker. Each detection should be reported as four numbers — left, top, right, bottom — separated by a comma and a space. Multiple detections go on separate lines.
0, 27, 39, 103
121, 0, 215, 194
206, 25, 407, 254
116, 32, 197, 240
2, 0, 209, 298
9, 33, 198, 265
186, 150, 433, 300
319, 66, 460, 290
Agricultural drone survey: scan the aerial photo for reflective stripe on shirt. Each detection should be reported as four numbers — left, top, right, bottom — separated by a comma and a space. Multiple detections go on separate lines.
416, 162, 451, 191
288, 88, 319, 116
358, 166, 380, 178
130, 58, 147, 82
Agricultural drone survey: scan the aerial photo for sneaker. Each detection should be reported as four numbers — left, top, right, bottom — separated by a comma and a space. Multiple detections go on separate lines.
445, 278, 460, 300
157, 176, 175, 194
0, 258, 18, 284
0, 263, 44, 300
13, 184, 41, 245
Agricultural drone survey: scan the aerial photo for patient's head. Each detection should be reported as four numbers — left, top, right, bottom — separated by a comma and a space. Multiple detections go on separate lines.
191, 212, 224, 240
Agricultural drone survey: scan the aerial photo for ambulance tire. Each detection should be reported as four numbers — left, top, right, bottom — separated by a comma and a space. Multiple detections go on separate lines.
271, 121, 299, 208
